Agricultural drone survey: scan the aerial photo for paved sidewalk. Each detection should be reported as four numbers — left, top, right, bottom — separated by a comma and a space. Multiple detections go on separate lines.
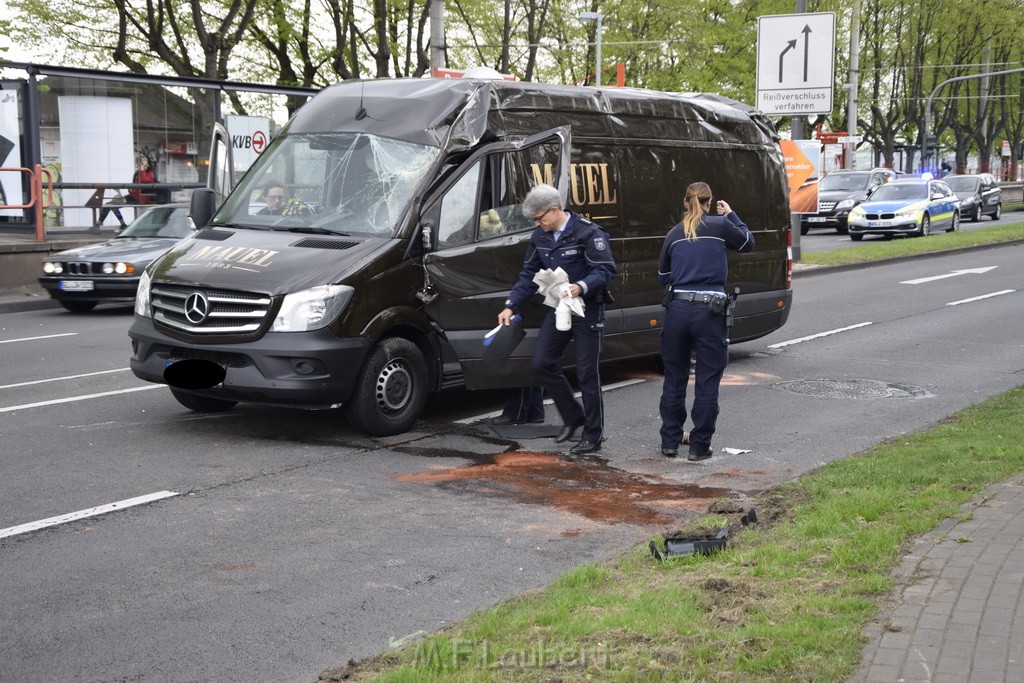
0, 289, 59, 314
851, 473, 1024, 682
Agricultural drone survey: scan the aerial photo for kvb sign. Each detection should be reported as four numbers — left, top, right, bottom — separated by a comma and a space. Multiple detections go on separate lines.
225, 115, 271, 173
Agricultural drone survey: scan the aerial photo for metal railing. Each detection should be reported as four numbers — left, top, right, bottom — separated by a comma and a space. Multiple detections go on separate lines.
53, 181, 204, 229
0, 165, 55, 241
0, 174, 203, 240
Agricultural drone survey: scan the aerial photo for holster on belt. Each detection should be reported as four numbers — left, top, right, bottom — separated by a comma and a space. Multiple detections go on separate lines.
660, 285, 673, 308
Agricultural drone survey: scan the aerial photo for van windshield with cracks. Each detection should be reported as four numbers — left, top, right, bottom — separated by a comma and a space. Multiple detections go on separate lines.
214, 133, 441, 237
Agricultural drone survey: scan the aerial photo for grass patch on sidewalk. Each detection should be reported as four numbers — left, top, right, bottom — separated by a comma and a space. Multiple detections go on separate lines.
323, 386, 1024, 682
800, 220, 1024, 267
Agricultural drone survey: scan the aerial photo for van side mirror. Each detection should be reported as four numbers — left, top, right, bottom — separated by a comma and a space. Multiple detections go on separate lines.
189, 188, 217, 229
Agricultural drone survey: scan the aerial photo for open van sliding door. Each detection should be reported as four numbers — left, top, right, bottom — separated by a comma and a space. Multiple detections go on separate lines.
420, 127, 570, 390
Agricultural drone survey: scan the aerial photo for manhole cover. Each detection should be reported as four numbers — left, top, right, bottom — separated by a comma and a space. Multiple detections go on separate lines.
774, 379, 931, 399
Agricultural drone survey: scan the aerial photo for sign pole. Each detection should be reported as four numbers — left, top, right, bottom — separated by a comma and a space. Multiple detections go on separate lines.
845, 0, 860, 170
789, 0, 807, 261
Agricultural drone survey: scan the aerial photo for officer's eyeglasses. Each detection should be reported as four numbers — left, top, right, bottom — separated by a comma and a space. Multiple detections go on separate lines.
267, 193, 285, 202
531, 207, 555, 224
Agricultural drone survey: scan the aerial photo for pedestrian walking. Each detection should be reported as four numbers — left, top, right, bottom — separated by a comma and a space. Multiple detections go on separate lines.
657, 182, 754, 460
497, 184, 616, 454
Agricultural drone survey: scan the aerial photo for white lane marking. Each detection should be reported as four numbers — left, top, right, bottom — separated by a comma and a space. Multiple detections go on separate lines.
455, 378, 646, 424
0, 332, 78, 345
0, 368, 131, 390
946, 289, 1015, 306
767, 321, 874, 349
0, 385, 163, 413
0, 491, 180, 540
900, 266, 998, 285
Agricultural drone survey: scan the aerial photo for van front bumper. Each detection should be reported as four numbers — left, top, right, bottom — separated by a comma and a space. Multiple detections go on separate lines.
128, 316, 371, 408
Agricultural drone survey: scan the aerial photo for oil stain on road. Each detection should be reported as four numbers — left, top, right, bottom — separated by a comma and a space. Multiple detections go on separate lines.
395, 451, 742, 527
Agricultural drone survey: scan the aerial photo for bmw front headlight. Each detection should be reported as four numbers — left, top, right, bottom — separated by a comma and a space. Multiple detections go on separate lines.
895, 206, 922, 217
102, 262, 136, 275
271, 284, 354, 332
849, 206, 866, 217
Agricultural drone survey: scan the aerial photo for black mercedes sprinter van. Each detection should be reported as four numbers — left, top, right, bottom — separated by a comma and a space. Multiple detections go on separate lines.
129, 78, 792, 435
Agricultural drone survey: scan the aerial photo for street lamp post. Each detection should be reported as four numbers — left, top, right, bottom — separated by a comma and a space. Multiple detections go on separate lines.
578, 11, 603, 87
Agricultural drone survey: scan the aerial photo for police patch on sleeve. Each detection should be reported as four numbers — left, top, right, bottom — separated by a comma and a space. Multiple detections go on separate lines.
594, 237, 606, 251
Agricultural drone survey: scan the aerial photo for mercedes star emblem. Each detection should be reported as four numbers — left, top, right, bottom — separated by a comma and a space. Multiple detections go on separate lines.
184, 292, 210, 324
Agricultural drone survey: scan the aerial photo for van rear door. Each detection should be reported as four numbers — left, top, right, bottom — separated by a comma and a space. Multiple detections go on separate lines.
420, 127, 570, 389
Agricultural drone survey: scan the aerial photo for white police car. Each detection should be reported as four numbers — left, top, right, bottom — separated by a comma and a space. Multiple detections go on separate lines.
846, 179, 960, 241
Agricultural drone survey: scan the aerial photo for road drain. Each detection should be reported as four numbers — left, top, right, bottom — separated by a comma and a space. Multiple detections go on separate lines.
774, 378, 931, 399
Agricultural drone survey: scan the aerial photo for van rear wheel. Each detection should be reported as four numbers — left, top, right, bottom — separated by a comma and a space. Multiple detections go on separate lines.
345, 338, 428, 436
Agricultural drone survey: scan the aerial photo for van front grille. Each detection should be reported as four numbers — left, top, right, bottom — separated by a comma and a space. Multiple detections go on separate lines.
151, 284, 272, 334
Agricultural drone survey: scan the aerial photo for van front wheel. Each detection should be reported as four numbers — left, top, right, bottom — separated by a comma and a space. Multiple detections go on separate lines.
346, 338, 428, 436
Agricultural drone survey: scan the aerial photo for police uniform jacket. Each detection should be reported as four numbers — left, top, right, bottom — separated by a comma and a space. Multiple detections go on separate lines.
505, 211, 616, 310
658, 212, 754, 293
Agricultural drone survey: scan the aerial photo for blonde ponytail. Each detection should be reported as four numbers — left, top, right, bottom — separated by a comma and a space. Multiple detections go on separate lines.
681, 182, 712, 240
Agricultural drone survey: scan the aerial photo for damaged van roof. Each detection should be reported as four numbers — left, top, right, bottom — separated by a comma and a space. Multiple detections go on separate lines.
282, 78, 780, 153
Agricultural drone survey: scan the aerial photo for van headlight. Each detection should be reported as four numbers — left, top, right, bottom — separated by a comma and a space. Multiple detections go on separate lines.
835, 199, 856, 211
135, 270, 152, 317
271, 284, 354, 332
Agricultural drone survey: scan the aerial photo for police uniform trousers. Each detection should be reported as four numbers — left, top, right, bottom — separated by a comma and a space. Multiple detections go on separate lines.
531, 304, 605, 443
501, 386, 545, 422
659, 299, 729, 451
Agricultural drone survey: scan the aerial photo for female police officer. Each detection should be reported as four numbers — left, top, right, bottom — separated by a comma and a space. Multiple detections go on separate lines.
498, 184, 616, 454
658, 182, 754, 460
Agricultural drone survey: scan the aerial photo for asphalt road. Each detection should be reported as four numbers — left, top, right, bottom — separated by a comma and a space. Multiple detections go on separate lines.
2, 243, 1023, 681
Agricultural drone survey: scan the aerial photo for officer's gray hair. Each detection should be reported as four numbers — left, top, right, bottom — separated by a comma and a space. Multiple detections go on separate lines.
521, 184, 563, 218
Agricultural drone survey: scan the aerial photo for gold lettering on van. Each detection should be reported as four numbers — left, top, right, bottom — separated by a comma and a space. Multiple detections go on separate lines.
530, 162, 618, 208
190, 245, 278, 267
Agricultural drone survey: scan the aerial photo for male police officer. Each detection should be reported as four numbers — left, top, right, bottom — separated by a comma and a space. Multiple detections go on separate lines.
497, 184, 616, 454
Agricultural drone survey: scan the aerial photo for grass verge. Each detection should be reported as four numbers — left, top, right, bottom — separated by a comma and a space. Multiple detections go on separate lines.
322, 386, 1024, 682
800, 218, 1024, 267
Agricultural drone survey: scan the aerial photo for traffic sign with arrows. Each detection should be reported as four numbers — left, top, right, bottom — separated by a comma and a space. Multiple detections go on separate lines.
756, 12, 835, 115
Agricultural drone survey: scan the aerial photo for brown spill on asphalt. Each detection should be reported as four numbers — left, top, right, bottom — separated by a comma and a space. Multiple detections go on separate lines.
396, 451, 739, 527
720, 371, 780, 387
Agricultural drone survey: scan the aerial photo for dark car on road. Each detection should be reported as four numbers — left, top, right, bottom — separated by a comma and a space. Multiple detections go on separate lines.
40, 205, 191, 312
800, 168, 897, 235
943, 173, 1002, 222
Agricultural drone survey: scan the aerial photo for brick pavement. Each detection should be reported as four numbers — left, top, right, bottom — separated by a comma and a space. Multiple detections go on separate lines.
850, 473, 1024, 682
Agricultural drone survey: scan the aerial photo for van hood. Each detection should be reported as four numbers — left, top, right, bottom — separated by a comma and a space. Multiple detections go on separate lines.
148, 228, 390, 295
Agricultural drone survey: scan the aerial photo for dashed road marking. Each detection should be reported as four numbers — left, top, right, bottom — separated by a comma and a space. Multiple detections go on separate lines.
0, 490, 180, 540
